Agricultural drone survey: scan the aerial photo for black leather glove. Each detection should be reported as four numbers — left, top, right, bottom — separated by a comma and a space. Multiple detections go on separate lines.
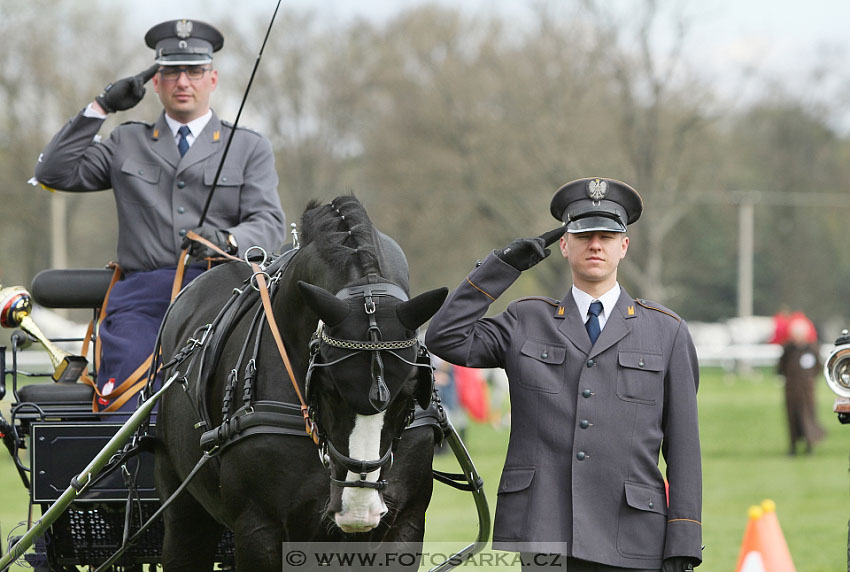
95, 63, 159, 113
661, 557, 698, 571
495, 226, 565, 271
182, 226, 237, 259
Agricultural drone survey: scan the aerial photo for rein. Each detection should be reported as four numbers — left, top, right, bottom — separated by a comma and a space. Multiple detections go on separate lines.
252, 261, 319, 444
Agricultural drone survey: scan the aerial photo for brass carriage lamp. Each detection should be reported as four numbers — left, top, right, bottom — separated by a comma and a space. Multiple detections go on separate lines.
0, 285, 88, 383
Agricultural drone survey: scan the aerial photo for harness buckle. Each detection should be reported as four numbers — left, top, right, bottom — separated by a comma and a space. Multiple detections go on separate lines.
188, 324, 213, 349
364, 295, 376, 314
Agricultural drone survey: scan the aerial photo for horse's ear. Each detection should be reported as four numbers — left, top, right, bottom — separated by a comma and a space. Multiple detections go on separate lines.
396, 287, 448, 331
297, 281, 350, 327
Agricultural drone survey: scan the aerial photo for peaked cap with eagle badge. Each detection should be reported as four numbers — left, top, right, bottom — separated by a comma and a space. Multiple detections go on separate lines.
550, 177, 644, 233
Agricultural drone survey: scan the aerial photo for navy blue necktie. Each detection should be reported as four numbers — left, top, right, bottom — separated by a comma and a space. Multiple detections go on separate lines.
586, 300, 603, 344
177, 125, 191, 157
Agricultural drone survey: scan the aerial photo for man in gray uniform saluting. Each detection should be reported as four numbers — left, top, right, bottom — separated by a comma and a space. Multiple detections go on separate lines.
33, 19, 286, 413
425, 178, 701, 571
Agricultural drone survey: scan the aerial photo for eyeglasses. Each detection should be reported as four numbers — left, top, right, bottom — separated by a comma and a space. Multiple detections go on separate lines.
158, 66, 212, 81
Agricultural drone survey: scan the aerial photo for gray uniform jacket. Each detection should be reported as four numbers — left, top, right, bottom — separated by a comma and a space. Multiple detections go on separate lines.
34, 109, 286, 272
424, 253, 702, 569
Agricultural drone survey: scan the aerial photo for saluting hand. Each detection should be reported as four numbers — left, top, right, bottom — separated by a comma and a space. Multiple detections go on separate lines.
496, 226, 565, 271
95, 63, 159, 113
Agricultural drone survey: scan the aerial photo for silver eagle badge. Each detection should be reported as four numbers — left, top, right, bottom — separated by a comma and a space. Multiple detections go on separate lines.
587, 178, 608, 201
175, 19, 193, 39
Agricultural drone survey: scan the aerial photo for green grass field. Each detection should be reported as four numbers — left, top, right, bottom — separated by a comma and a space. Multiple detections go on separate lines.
1, 367, 847, 570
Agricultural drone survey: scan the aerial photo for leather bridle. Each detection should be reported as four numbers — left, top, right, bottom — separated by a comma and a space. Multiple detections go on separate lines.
304, 278, 431, 491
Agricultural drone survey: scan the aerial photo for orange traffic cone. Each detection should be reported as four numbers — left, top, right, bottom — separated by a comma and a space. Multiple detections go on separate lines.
734, 499, 796, 572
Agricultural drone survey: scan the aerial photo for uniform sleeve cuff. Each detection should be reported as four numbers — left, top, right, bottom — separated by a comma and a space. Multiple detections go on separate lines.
664, 518, 703, 562
464, 252, 522, 302
83, 103, 108, 119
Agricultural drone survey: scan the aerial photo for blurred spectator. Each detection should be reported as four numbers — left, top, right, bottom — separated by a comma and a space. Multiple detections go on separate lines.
486, 368, 511, 429
777, 315, 826, 455
769, 306, 791, 345
433, 356, 466, 454
770, 306, 817, 345
454, 365, 490, 423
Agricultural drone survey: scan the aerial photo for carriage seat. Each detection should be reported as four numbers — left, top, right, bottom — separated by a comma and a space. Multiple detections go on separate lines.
30, 268, 114, 309
13, 381, 97, 426
12, 269, 110, 413
16, 382, 93, 403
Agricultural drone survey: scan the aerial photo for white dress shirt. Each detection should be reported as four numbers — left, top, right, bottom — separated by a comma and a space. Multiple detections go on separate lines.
164, 110, 212, 150
571, 283, 621, 331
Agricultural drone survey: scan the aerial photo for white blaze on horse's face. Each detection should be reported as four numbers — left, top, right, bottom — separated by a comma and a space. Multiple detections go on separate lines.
334, 412, 389, 533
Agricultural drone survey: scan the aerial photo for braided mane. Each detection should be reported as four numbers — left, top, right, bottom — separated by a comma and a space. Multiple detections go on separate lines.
300, 195, 382, 276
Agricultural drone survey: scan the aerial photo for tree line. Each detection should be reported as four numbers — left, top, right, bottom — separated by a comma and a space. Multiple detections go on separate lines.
2, 0, 850, 337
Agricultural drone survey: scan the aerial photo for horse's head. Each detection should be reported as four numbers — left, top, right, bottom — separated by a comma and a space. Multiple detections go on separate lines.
298, 278, 447, 533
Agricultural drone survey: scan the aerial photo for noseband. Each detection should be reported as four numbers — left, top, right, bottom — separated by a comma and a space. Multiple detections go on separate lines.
306, 277, 431, 491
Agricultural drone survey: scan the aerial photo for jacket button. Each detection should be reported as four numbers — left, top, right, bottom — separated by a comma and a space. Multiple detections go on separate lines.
582, 389, 592, 398
541, 351, 548, 359
179, 229, 187, 237
639, 359, 645, 368
177, 180, 185, 189
576, 451, 586, 461
586, 359, 595, 367
649, 500, 655, 508
177, 206, 185, 214
579, 420, 589, 429
137, 169, 144, 175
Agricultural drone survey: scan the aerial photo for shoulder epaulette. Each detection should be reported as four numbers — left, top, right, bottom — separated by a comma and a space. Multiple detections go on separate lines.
118, 120, 154, 128
516, 296, 561, 308
635, 298, 681, 322
221, 120, 259, 135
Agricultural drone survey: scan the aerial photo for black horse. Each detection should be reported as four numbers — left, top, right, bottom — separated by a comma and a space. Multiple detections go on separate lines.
153, 196, 448, 570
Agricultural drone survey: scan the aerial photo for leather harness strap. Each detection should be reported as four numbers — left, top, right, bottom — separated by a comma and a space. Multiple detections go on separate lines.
252, 262, 319, 444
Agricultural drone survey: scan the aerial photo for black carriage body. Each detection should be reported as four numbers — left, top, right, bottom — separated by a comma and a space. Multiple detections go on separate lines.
27, 423, 235, 568
31, 423, 157, 503
30, 423, 161, 566
13, 401, 237, 569
0, 268, 234, 569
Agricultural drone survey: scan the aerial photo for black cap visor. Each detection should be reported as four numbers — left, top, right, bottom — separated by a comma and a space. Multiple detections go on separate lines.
156, 47, 212, 65
566, 214, 627, 234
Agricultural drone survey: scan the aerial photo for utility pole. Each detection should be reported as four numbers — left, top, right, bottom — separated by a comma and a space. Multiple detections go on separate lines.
737, 198, 754, 317
678, 190, 850, 318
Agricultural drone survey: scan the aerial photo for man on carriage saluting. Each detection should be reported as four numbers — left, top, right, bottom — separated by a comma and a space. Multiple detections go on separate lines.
31, 19, 286, 414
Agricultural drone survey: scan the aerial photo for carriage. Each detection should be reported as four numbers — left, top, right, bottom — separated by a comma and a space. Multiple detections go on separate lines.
0, 197, 490, 571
